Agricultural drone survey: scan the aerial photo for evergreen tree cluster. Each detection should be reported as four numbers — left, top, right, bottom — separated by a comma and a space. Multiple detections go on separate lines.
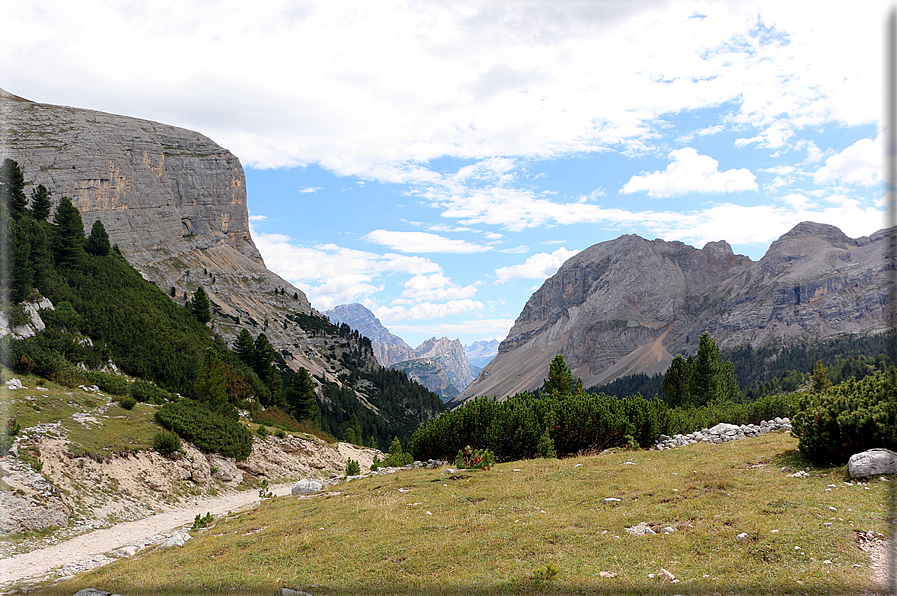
660, 332, 739, 408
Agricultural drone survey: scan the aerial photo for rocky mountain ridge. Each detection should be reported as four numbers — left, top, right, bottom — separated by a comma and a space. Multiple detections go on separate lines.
453, 222, 891, 404
326, 303, 474, 400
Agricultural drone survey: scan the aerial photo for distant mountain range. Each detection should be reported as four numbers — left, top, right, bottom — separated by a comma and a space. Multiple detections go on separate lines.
452, 222, 890, 406
326, 304, 499, 401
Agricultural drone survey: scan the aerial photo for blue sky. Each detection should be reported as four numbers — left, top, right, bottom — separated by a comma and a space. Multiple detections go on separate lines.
2, 1, 889, 347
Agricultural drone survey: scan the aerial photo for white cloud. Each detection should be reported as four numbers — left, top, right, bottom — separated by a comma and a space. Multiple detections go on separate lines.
252, 228, 442, 310
248, 214, 267, 221
813, 135, 881, 187
397, 273, 478, 303
364, 230, 490, 253
2, 2, 883, 173
496, 248, 580, 283
375, 299, 485, 323
620, 148, 758, 198
298, 186, 323, 194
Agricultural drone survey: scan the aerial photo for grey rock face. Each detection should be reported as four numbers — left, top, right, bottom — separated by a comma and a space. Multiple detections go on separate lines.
291, 479, 324, 495
848, 448, 897, 478
456, 222, 890, 403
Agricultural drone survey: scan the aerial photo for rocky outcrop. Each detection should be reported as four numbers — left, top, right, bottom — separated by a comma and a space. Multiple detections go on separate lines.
454, 223, 890, 403
326, 303, 413, 365
326, 304, 475, 398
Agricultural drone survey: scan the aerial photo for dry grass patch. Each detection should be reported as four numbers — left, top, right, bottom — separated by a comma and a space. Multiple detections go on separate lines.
48, 433, 889, 595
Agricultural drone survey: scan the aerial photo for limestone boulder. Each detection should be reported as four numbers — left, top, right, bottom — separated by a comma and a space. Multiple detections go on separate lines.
848, 448, 897, 479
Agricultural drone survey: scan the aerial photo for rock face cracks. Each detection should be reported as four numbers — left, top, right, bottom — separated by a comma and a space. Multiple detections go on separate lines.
456, 222, 890, 403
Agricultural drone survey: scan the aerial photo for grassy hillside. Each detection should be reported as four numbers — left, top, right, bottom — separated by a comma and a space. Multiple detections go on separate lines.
47, 432, 887, 596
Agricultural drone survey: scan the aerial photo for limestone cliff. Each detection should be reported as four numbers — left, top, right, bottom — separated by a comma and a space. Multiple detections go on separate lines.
0, 90, 382, 389
453, 223, 891, 404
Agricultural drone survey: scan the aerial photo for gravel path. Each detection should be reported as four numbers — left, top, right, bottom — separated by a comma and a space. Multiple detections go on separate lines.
0, 482, 295, 591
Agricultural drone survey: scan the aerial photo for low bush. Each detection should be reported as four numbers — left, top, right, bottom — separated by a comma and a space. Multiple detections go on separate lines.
455, 445, 495, 470
119, 396, 137, 410
153, 429, 181, 456
381, 437, 413, 467
256, 425, 268, 437
248, 403, 303, 432
87, 371, 130, 396
130, 380, 174, 404
791, 367, 897, 465
345, 458, 361, 476
155, 400, 254, 461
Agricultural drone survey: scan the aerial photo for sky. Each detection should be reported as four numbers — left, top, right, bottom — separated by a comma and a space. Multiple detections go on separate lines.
1, 1, 890, 347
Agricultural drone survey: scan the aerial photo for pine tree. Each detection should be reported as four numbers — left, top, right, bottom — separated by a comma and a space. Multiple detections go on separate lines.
51, 197, 85, 267
285, 367, 317, 422
29, 184, 51, 221
22, 218, 51, 290
191, 285, 211, 324
811, 360, 832, 393
85, 219, 111, 256
0, 159, 27, 220
661, 355, 691, 407
234, 328, 254, 363
543, 354, 573, 396
11, 220, 32, 301
196, 349, 229, 411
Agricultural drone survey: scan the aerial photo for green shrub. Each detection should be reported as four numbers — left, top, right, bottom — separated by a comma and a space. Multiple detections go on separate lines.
791, 368, 897, 465
87, 371, 130, 396
153, 430, 181, 456
370, 455, 381, 471
536, 427, 557, 458
275, 429, 286, 439
130, 380, 174, 404
0, 436, 12, 457
256, 425, 268, 437
381, 436, 413, 467
119, 396, 137, 410
191, 512, 213, 531
455, 445, 495, 470
345, 458, 361, 476
249, 403, 303, 432
155, 400, 253, 461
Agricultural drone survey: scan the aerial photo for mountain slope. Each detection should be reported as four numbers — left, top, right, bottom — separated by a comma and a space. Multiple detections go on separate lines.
1, 89, 443, 440
453, 223, 890, 404
326, 303, 413, 366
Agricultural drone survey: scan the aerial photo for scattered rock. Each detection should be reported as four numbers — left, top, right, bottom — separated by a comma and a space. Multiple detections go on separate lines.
291, 479, 323, 496
789, 470, 810, 478
599, 571, 617, 578
658, 568, 676, 581
625, 521, 656, 536
848, 448, 897, 479
282, 588, 314, 596
601, 497, 621, 505
736, 532, 749, 541
159, 531, 191, 548
655, 418, 791, 450
73, 590, 122, 596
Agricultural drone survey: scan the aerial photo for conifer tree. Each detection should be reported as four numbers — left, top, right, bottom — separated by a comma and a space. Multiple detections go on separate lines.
543, 354, 573, 396
661, 354, 691, 407
22, 218, 51, 290
196, 348, 229, 411
29, 184, 51, 221
11, 220, 32, 301
191, 285, 211, 324
234, 328, 254, 362
0, 159, 27, 220
811, 360, 832, 393
85, 219, 111, 256
51, 197, 85, 267
285, 367, 317, 422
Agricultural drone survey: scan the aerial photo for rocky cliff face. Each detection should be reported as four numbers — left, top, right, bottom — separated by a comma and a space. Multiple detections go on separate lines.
0, 90, 382, 390
325, 304, 476, 400
464, 339, 500, 369
326, 303, 414, 366
453, 223, 891, 404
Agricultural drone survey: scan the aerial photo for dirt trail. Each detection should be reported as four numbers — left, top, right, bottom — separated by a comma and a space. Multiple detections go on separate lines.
0, 482, 295, 591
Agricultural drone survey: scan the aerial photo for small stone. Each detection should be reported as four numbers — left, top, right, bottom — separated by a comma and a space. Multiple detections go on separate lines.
736, 532, 749, 541
658, 568, 676, 581
822, 559, 832, 565
770, 529, 779, 533
291, 479, 323, 496
828, 506, 837, 511
282, 589, 313, 596
823, 522, 833, 527
599, 571, 617, 578
625, 522, 656, 536
601, 497, 621, 505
